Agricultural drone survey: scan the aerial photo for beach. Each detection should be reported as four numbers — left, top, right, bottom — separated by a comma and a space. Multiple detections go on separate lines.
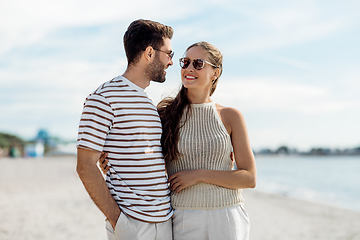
1, 156, 360, 240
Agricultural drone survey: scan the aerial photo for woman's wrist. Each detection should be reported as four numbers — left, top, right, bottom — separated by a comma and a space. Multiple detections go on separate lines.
196, 169, 207, 183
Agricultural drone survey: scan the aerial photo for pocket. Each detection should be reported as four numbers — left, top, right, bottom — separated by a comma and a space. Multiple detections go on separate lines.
238, 204, 250, 224
172, 209, 185, 232
113, 212, 123, 231
113, 212, 138, 239
105, 212, 122, 233
105, 219, 115, 235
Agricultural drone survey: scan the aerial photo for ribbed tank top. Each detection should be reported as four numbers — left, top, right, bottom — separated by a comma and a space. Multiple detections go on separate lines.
167, 101, 243, 210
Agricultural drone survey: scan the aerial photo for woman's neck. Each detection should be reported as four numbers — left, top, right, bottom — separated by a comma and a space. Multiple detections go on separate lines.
186, 89, 212, 104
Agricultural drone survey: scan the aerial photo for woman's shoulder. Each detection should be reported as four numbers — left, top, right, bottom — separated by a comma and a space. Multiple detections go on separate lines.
215, 103, 244, 120
215, 103, 245, 134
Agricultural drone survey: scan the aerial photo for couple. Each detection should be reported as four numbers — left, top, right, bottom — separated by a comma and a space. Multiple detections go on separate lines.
76, 19, 256, 240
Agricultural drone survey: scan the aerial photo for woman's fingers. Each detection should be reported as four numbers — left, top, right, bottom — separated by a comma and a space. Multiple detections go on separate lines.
100, 161, 109, 175
170, 181, 181, 192
168, 173, 176, 182
100, 152, 107, 164
101, 159, 109, 169
98, 152, 109, 175
169, 176, 184, 193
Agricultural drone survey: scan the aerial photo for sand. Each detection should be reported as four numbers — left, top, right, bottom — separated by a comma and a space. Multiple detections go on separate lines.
1, 156, 360, 240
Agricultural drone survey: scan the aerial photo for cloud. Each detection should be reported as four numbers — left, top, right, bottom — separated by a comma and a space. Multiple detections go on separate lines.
213, 1, 357, 56
210, 75, 360, 150
0, 0, 198, 55
0, 0, 189, 31
212, 76, 359, 114
263, 54, 313, 70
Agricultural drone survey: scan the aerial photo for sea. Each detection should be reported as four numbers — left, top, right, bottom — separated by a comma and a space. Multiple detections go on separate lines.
254, 155, 360, 212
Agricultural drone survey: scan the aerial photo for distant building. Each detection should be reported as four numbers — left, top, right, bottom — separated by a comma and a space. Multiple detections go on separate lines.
24, 141, 45, 157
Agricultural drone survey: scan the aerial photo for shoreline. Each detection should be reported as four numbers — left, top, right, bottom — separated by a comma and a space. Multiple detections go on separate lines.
242, 189, 360, 240
1, 156, 360, 240
246, 188, 360, 214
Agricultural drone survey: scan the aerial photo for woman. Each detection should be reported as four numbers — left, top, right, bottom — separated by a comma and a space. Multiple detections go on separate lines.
100, 41, 256, 240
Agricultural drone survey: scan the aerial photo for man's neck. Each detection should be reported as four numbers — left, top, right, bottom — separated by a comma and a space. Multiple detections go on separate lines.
122, 65, 150, 89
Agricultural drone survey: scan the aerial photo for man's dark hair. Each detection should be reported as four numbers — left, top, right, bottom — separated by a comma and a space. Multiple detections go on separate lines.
124, 19, 173, 66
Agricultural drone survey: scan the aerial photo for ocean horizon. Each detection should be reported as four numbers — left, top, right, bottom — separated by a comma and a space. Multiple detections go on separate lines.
254, 155, 360, 212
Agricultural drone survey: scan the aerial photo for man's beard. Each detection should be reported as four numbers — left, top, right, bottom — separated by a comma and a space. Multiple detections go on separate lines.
146, 54, 167, 83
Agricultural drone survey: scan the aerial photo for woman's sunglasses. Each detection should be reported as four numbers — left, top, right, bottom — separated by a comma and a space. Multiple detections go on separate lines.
179, 57, 218, 70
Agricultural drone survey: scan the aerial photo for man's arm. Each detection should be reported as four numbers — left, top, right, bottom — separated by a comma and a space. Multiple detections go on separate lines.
76, 148, 121, 228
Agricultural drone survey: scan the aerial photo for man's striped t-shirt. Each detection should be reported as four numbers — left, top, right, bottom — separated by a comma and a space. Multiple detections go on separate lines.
77, 75, 173, 223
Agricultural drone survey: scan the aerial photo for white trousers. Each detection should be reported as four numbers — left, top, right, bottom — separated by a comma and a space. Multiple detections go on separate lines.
172, 205, 250, 240
106, 213, 172, 240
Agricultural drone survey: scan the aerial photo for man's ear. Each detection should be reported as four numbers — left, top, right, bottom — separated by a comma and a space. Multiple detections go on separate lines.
143, 46, 155, 61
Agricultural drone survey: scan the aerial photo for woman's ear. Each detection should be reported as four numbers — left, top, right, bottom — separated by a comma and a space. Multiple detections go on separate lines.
212, 68, 220, 82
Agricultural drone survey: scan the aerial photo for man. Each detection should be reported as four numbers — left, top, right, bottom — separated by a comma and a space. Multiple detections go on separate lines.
76, 19, 174, 240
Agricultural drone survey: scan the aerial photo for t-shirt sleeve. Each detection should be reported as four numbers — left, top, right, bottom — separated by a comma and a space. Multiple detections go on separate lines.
76, 93, 114, 152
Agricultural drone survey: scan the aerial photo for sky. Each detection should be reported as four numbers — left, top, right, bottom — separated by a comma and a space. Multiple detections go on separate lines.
0, 0, 359, 151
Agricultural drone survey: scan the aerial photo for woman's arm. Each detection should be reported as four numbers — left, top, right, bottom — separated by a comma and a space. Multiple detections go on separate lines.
168, 106, 256, 193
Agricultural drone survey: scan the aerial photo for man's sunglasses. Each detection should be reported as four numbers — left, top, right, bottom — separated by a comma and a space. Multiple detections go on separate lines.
153, 49, 174, 59
179, 57, 218, 70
